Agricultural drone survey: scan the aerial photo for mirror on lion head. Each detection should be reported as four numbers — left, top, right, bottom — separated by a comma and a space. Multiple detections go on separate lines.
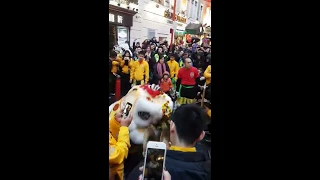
109, 84, 173, 145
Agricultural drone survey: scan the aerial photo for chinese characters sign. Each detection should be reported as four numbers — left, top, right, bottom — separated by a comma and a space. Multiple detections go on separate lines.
109, 12, 133, 26
164, 10, 187, 23
109, 14, 123, 24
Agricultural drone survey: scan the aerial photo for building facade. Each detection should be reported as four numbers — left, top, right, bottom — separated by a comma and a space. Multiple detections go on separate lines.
109, 0, 210, 47
130, 0, 188, 45
109, 0, 139, 47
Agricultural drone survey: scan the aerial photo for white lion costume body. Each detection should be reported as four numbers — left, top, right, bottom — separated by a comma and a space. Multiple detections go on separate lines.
109, 84, 173, 144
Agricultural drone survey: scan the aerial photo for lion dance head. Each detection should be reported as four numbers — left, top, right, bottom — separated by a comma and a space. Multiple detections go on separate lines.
109, 84, 173, 145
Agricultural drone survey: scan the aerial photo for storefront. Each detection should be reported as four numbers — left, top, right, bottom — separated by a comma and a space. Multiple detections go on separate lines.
184, 23, 204, 44
109, 4, 137, 48
174, 30, 185, 45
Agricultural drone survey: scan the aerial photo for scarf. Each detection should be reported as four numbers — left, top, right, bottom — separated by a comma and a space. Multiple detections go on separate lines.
156, 63, 166, 78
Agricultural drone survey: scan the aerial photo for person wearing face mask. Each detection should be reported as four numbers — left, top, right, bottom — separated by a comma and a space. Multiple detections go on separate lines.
167, 54, 179, 89
130, 51, 149, 85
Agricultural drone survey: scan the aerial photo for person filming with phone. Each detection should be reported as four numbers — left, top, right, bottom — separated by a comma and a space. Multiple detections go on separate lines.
109, 109, 133, 180
128, 104, 211, 180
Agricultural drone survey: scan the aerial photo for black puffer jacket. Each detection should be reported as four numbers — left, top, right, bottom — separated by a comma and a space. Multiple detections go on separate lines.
127, 150, 211, 180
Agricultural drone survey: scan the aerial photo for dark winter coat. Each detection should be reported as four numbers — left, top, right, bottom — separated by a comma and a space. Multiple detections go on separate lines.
127, 150, 211, 180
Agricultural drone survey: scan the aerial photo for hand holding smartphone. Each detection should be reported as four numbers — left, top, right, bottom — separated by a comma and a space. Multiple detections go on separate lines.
142, 141, 167, 180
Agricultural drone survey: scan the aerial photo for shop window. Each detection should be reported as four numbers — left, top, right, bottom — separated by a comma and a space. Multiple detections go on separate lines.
117, 26, 129, 46
193, 1, 198, 19
148, 29, 156, 40
198, 5, 203, 21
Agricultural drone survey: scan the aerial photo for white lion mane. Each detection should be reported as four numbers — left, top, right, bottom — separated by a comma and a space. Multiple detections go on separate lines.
109, 84, 173, 144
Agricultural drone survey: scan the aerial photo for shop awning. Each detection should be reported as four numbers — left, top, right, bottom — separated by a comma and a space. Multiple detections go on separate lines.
185, 23, 203, 35
174, 31, 185, 36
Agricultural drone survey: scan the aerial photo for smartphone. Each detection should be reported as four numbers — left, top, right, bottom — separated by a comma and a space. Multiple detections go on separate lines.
142, 141, 167, 180
122, 102, 132, 118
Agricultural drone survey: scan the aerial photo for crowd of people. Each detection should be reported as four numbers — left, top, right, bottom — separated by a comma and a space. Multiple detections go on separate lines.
109, 37, 211, 107
109, 37, 212, 180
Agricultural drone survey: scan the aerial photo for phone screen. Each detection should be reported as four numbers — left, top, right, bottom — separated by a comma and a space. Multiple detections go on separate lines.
143, 148, 165, 180
122, 102, 132, 118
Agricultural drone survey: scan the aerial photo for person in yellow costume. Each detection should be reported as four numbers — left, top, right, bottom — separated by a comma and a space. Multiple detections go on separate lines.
130, 51, 149, 85
120, 50, 134, 96
203, 65, 211, 86
111, 53, 122, 74
204, 106, 211, 117
203, 65, 211, 118
109, 109, 133, 180
167, 53, 179, 89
